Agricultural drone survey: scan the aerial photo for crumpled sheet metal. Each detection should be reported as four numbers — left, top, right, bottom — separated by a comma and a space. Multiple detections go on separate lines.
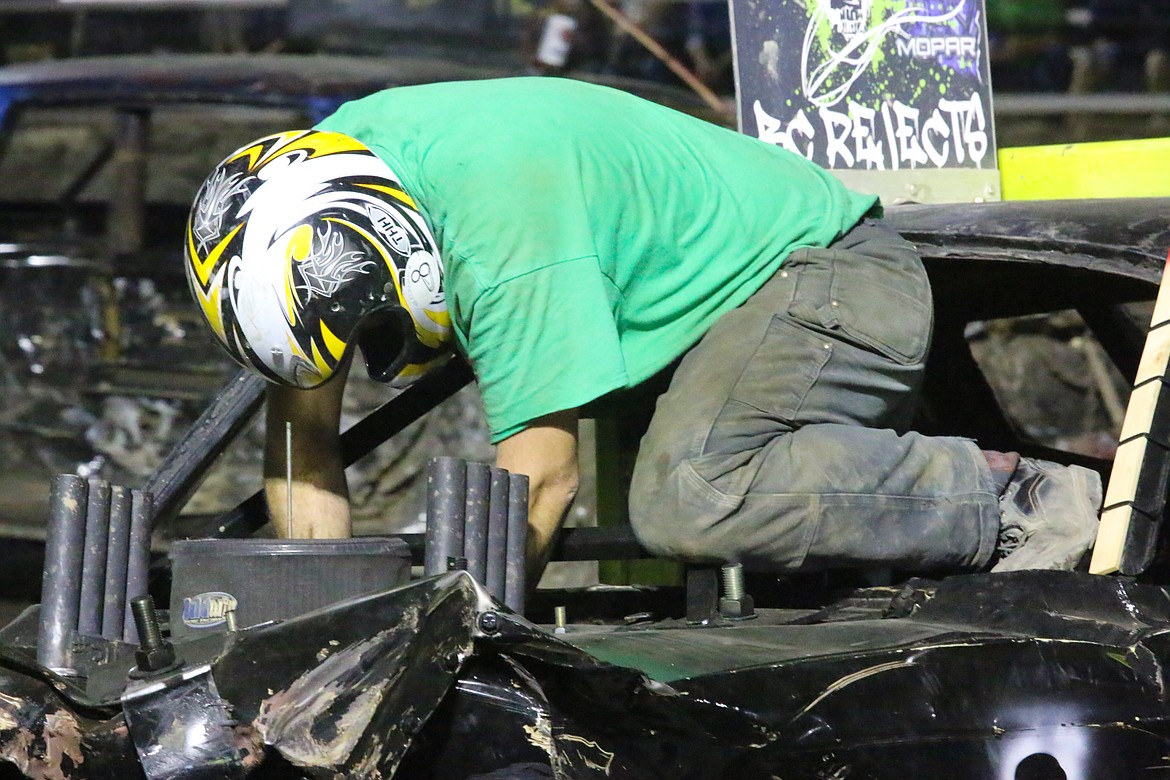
14, 569, 1170, 778
484, 645, 775, 779
0, 572, 488, 779
211, 571, 488, 777
0, 659, 138, 779
0, 572, 770, 779
122, 666, 247, 780
212, 571, 777, 779
0, 687, 86, 780
384, 598, 780, 779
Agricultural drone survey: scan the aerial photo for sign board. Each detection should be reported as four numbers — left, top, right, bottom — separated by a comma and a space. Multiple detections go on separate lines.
730, 0, 1000, 204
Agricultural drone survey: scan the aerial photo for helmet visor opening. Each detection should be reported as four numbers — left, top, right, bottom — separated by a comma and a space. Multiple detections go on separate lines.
356, 308, 410, 384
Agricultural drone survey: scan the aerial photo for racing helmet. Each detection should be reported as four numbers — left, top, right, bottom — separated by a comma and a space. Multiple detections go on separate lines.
184, 129, 450, 389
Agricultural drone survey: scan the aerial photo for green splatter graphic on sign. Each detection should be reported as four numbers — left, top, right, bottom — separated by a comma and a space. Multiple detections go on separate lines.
867, 0, 905, 74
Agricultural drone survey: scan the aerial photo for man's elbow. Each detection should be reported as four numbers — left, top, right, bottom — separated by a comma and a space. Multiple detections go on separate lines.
557, 469, 580, 509
534, 463, 579, 509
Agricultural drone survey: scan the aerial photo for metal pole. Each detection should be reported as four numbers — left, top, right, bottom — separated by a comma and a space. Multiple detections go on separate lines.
504, 473, 529, 615
485, 468, 510, 601
463, 462, 491, 583
102, 485, 132, 641
37, 474, 88, 674
108, 109, 148, 258
77, 480, 111, 637
123, 489, 154, 644
145, 369, 265, 535
285, 420, 293, 539
424, 457, 466, 577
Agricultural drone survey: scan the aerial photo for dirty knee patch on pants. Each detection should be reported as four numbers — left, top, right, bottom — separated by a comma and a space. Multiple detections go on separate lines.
629, 219, 999, 571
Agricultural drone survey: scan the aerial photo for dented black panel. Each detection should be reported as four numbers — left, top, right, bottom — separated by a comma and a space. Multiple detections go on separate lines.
560, 572, 1170, 778
887, 197, 1170, 279
6, 571, 1170, 777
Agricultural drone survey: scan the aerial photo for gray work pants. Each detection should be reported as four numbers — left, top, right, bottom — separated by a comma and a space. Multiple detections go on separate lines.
628, 218, 1001, 572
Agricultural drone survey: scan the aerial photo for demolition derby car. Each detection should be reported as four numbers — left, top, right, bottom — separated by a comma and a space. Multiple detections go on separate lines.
0, 194, 1165, 779
4, 51, 1170, 780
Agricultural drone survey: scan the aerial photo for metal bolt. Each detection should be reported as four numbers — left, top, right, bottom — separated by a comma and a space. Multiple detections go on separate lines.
554, 606, 567, 634
478, 611, 500, 634
131, 596, 163, 651
719, 563, 756, 620
130, 596, 178, 674
722, 563, 745, 600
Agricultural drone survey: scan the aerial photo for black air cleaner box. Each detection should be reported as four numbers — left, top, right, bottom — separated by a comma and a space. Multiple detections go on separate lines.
168, 536, 411, 639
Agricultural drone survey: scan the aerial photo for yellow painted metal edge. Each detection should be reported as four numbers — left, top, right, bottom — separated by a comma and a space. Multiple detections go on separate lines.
999, 137, 1170, 201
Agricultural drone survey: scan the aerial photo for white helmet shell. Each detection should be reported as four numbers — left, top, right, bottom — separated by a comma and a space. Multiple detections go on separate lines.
185, 130, 450, 389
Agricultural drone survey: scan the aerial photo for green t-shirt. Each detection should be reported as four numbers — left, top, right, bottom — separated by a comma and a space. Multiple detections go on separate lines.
318, 77, 877, 442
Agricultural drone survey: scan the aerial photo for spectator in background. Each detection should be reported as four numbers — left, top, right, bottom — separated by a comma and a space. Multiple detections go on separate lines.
1066, 0, 1169, 93
603, 1, 732, 92
605, 0, 689, 83
684, 1, 733, 94
524, 0, 609, 75
1138, 0, 1170, 93
985, 0, 1071, 92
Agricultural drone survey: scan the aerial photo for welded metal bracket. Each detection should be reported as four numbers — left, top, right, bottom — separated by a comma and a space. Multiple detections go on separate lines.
423, 456, 529, 613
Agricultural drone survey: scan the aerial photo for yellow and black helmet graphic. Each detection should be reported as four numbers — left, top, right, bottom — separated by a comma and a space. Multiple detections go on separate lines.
184, 130, 450, 389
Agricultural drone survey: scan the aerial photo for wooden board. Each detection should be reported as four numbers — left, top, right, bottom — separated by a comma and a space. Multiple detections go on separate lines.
1090, 249, 1170, 575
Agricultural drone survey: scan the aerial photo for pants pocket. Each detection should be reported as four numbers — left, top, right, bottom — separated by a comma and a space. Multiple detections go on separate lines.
728, 315, 833, 421
785, 245, 932, 366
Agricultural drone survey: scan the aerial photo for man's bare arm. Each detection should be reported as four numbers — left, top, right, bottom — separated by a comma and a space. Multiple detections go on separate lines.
263, 362, 351, 539
495, 409, 580, 579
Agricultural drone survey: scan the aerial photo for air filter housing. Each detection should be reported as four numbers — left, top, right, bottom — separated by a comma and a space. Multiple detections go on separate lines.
168, 536, 411, 639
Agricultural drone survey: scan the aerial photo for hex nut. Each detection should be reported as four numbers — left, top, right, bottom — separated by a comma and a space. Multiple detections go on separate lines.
719, 594, 756, 620
134, 645, 177, 674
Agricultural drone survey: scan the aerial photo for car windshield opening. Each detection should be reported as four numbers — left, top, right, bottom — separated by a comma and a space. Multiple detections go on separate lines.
0, 103, 306, 207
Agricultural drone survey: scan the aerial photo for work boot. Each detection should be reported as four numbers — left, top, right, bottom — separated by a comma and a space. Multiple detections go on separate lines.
991, 458, 1102, 572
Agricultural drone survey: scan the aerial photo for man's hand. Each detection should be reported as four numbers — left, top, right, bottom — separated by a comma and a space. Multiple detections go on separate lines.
496, 409, 580, 580
264, 362, 351, 538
